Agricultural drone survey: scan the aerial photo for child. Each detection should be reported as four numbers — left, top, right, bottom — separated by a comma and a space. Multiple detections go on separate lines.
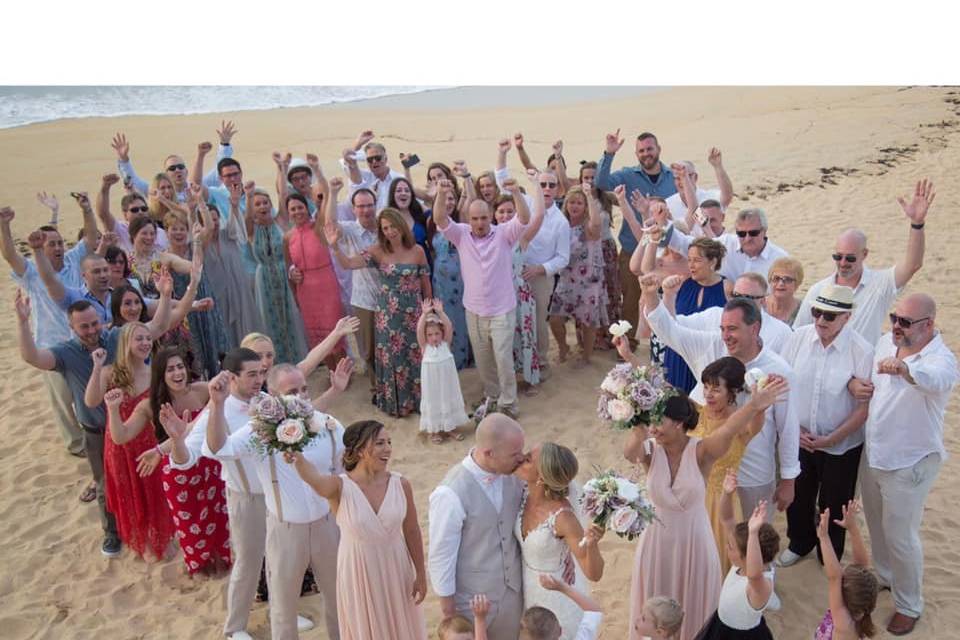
518, 574, 603, 640
417, 298, 469, 443
815, 500, 879, 639
439, 594, 489, 640
634, 596, 684, 639
694, 471, 781, 639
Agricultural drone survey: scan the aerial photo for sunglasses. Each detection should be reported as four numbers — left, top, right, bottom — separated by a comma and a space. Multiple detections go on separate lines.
889, 313, 930, 329
166, 163, 187, 172
832, 253, 858, 263
540, 181, 558, 188
770, 275, 796, 285
366, 155, 384, 164
736, 229, 763, 238
811, 308, 841, 322
732, 292, 765, 301
127, 205, 149, 214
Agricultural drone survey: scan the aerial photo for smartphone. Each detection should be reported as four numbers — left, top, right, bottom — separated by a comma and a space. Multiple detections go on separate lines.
401, 153, 421, 169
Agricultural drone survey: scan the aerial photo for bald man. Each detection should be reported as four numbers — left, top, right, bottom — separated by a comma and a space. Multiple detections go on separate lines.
853, 293, 957, 635
428, 414, 527, 640
795, 179, 934, 344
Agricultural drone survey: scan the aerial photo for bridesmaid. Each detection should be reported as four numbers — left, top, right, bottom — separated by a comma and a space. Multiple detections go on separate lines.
327, 208, 431, 417
617, 337, 788, 640
242, 183, 307, 366
293, 420, 427, 640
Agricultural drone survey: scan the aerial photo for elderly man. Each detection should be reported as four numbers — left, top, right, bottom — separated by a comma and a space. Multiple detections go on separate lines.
795, 179, 932, 345
434, 174, 538, 419
665, 148, 734, 219
342, 131, 405, 211
641, 274, 800, 517
96, 173, 169, 252
661, 272, 793, 354
595, 130, 677, 346
851, 293, 957, 635
776, 285, 874, 568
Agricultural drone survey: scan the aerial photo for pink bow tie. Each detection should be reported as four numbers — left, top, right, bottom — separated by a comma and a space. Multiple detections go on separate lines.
479, 474, 498, 486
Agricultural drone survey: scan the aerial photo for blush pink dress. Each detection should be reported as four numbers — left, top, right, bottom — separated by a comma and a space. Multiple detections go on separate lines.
336, 472, 426, 640
288, 224, 343, 348
628, 437, 722, 640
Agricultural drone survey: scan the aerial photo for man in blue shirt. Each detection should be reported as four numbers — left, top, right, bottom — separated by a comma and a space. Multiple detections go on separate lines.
595, 130, 677, 347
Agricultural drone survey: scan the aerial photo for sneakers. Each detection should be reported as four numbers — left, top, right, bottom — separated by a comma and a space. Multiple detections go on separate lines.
297, 616, 315, 632
775, 548, 808, 568
228, 632, 254, 640
101, 535, 122, 557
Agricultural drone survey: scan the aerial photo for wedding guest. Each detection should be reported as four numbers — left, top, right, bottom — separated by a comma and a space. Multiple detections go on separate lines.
126, 216, 192, 297
389, 176, 432, 266
418, 299, 469, 443
765, 257, 804, 325
104, 245, 142, 292
633, 597, 683, 639
794, 179, 933, 344
342, 132, 405, 210
96, 173, 169, 252
520, 575, 604, 640
665, 148, 734, 220
294, 419, 428, 640
327, 208, 431, 417
475, 171, 502, 210
855, 293, 957, 635
147, 172, 190, 228
580, 161, 621, 350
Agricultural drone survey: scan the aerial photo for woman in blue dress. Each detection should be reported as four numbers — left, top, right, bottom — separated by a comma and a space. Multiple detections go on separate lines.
387, 177, 432, 275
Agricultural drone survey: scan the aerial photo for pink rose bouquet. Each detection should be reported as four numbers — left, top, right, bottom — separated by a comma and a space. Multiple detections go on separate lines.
248, 392, 319, 455
597, 361, 676, 431
579, 469, 656, 542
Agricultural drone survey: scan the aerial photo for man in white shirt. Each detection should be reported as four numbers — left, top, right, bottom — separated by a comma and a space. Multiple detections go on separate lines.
853, 293, 958, 636
663, 272, 793, 355
664, 148, 733, 219
342, 132, 405, 211
776, 285, 874, 569
206, 363, 343, 640
642, 275, 800, 517
95, 174, 169, 253
794, 178, 933, 344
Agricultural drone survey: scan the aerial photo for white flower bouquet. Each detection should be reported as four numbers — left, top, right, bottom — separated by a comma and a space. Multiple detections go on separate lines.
579, 469, 656, 542
248, 392, 327, 455
597, 361, 676, 430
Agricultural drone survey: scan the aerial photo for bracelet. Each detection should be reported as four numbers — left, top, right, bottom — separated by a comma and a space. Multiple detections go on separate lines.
911, 222, 925, 230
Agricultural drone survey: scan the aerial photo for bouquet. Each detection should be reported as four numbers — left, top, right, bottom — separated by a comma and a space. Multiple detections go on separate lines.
597, 360, 676, 430
580, 469, 656, 542
248, 392, 327, 455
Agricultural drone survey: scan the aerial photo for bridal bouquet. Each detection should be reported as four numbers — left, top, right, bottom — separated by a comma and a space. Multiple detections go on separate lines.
597, 361, 676, 430
248, 392, 326, 455
580, 470, 656, 542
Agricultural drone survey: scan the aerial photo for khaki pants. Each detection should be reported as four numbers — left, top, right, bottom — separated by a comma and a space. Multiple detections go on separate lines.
224, 489, 267, 636
266, 512, 340, 640
354, 306, 376, 391
44, 369, 85, 455
737, 481, 775, 522
465, 310, 517, 409
82, 429, 117, 536
528, 274, 554, 369
860, 453, 942, 617
618, 250, 640, 347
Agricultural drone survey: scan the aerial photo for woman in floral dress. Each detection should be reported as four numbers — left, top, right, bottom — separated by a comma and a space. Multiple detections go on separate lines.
428, 183, 472, 370
328, 208, 431, 417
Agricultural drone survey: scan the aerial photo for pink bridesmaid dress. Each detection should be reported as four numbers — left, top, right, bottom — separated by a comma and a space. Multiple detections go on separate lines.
628, 437, 722, 640
336, 472, 427, 640
288, 224, 344, 348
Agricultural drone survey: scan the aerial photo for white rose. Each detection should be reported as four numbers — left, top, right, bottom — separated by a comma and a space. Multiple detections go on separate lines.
611, 506, 639, 534
745, 368, 769, 390
608, 320, 633, 338
601, 374, 628, 395
276, 419, 306, 444
615, 477, 641, 504
607, 398, 635, 423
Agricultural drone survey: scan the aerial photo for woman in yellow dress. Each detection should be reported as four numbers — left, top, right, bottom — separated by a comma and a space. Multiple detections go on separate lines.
690, 356, 766, 573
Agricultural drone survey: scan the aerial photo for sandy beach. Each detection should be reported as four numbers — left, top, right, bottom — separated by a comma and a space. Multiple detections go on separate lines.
0, 85, 957, 639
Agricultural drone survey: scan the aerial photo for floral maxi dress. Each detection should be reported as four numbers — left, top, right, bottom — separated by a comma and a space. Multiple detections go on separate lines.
548, 223, 609, 327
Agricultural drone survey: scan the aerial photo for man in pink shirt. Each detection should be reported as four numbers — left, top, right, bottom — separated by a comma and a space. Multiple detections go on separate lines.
434, 176, 542, 418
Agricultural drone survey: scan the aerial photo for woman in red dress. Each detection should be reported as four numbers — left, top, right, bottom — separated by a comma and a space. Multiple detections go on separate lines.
111, 346, 231, 575
86, 322, 175, 560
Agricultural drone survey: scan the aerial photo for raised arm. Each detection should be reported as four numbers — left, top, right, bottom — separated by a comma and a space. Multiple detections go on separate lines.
615, 185, 648, 242
416, 298, 431, 350
342, 147, 364, 187
37, 191, 60, 227
719, 470, 738, 537
595, 129, 626, 191
311, 358, 354, 413
203, 371, 234, 454
434, 299, 454, 345
584, 181, 603, 242
538, 574, 603, 613
894, 178, 933, 288
191, 141, 213, 200
554, 511, 605, 581
456, 161, 478, 210
323, 177, 344, 243
206, 121, 237, 188
817, 508, 858, 634
272, 151, 291, 218
14, 290, 56, 369
513, 132, 537, 172
552, 140, 575, 193
835, 499, 869, 566
27, 230, 66, 303
400, 477, 428, 604
307, 153, 328, 223
291, 451, 343, 501
75, 193, 99, 254
157, 402, 195, 467
0, 207, 27, 275
145, 265, 174, 340
623, 422, 653, 468
708, 148, 733, 210
496, 138, 511, 172
432, 179, 453, 230
166, 255, 203, 330
111, 132, 150, 196
324, 224, 367, 269
96, 173, 121, 233
744, 502, 774, 609
297, 315, 360, 377
84, 350, 110, 408
699, 377, 789, 466
519, 171, 545, 246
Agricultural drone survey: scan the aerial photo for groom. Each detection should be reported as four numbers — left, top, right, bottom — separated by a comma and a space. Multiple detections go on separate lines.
429, 414, 527, 639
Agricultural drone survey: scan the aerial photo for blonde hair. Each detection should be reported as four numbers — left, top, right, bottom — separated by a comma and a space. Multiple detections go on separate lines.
538, 442, 578, 501
377, 207, 415, 252
148, 173, 177, 223
560, 186, 588, 222
643, 597, 683, 638
768, 256, 805, 288
436, 615, 473, 638
163, 210, 188, 234
111, 321, 150, 395
240, 333, 273, 350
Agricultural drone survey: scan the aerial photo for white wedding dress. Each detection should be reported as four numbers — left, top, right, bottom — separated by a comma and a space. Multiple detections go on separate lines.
515, 486, 589, 640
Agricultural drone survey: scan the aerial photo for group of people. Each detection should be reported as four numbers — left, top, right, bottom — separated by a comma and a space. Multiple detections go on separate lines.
5, 119, 957, 640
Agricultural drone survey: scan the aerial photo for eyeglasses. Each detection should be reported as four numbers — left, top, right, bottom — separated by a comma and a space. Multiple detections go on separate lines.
811, 308, 841, 322
770, 275, 796, 285
732, 292, 765, 300
540, 181, 558, 188
889, 313, 930, 329
166, 163, 186, 172
832, 253, 858, 263
127, 206, 149, 214
366, 155, 384, 164
736, 229, 764, 238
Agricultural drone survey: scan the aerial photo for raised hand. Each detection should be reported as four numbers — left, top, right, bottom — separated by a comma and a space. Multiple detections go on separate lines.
155, 265, 173, 297
433, 298, 445, 314
897, 178, 935, 225
0, 206, 14, 224
323, 223, 340, 246
708, 147, 723, 167
192, 298, 214, 312
91, 347, 107, 367
27, 230, 46, 251
334, 315, 360, 336
639, 272, 661, 294
502, 177, 518, 194
613, 184, 627, 201
188, 181, 204, 202
452, 160, 469, 177
103, 387, 124, 409
355, 130, 375, 148
526, 168, 539, 183
630, 189, 650, 217
72, 192, 92, 210
750, 374, 789, 409
612, 335, 633, 362
498, 138, 512, 154
671, 162, 688, 181
207, 371, 233, 404
581, 522, 606, 548
329, 176, 344, 192
513, 132, 525, 149
242, 180, 256, 200
330, 358, 354, 392
471, 593, 491, 619
553, 139, 563, 156
36, 191, 59, 213
111, 133, 130, 162
158, 402, 191, 440
306, 153, 321, 172
197, 141, 213, 156
748, 501, 768, 532
722, 468, 738, 494
605, 128, 624, 155
832, 498, 862, 530
341, 148, 358, 166
661, 274, 685, 293
271, 151, 284, 168
816, 508, 831, 540
421, 298, 433, 313
101, 173, 121, 189
217, 120, 238, 145
227, 182, 243, 206
14, 289, 31, 323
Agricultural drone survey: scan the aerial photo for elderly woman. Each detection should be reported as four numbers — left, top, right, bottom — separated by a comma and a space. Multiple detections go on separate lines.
766, 257, 805, 326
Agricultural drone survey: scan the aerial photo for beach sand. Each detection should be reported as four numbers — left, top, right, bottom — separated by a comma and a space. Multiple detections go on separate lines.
0, 85, 957, 639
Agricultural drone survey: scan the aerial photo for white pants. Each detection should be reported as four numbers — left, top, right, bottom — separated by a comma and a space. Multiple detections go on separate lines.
224, 489, 267, 635
465, 310, 517, 409
860, 453, 942, 618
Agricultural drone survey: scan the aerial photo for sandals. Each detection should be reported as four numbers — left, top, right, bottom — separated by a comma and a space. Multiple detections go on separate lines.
430, 434, 446, 444
78, 481, 97, 503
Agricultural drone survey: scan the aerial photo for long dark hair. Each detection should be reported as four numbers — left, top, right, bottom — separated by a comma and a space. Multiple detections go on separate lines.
341, 421, 385, 471
105, 246, 131, 278
110, 284, 149, 327
388, 176, 428, 229
149, 346, 189, 443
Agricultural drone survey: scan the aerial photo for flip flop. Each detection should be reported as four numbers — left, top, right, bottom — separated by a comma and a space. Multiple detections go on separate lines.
451, 432, 466, 441
78, 482, 97, 503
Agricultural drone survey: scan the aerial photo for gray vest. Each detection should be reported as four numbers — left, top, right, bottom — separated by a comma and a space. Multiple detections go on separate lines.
442, 463, 523, 603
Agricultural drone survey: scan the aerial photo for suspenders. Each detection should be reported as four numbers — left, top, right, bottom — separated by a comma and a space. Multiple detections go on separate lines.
267, 427, 339, 525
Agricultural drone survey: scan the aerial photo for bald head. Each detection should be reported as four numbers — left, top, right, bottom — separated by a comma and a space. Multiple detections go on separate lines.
899, 293, 936, 320
474, 414, 526, 475
467, 198, 493, 237
837, 228, 868, 252
476, 413, 523, 448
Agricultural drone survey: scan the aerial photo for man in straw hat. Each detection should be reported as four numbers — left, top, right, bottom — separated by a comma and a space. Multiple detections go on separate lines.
776, 284, 874, 568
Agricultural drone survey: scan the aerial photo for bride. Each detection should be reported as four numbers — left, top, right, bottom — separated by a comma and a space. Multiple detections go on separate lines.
515, 442, 606, 640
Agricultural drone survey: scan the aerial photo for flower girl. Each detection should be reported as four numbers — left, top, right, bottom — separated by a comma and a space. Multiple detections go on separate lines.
417, 299, 469, 443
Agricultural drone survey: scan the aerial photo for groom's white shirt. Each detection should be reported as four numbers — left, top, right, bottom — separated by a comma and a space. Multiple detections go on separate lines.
428, 452, 505, 597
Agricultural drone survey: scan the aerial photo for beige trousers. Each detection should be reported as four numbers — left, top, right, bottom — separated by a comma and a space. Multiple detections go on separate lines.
528, 274, 554, 369
43, 369, 85, 455
618, 250, 641, 348
223, 489, 267, 636
354, 306, 376, 391
465, 310, 517, 409
266, 512, 340, 640
737, 481, 775, 522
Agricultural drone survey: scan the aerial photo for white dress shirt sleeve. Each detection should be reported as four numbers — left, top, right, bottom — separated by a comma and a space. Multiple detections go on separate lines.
574, 611, 603, 640
774, 368, 801, 480
205, 424, 256, 460
428, 485, 466, 598
542, 217, 571, 277
908, 348, 960, 394
167, 409, 209, 470
645, 303, 717, 369
665, 225, 694, 256
117, 159, 149, 196
675, 307, 719, 330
